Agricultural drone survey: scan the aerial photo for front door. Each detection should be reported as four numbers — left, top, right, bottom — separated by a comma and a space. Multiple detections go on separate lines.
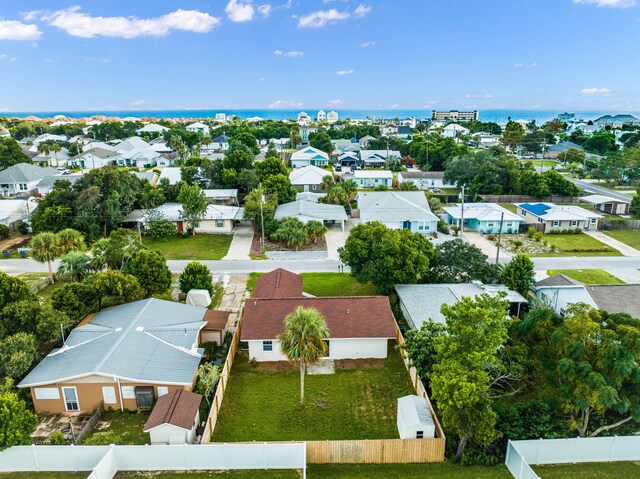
403, 220, 411, 230
304, 184, 310, 192
177, 221, 184, 233
62, 387, 80, 412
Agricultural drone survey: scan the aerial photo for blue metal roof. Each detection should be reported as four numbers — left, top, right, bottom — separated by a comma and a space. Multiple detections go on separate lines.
519, 203, 551, 217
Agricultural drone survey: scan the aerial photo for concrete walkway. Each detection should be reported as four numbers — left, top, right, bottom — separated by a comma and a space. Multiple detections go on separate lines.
218, 274, 250, 331
222, 224, 254, 260
585, 231, 640, 257
462, 231, 514, 262
325, 221, 353, 260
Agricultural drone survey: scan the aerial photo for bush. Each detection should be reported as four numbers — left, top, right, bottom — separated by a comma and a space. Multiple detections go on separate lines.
51, 283, 99, 324
437, 220, 450, 234
49, 431, 67, 445
179, 261, 213, 294
83, 431, 120, 445
526, 227, 536, 239
148, 220, 177, 240
374, 184, 388, 191
17, 221, 29, 235
0, 225, 9, 240
486, 234, 497, 242
123, 249, 172, 296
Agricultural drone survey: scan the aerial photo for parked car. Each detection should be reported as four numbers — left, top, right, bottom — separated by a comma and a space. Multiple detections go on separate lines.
335, 165, 342, 172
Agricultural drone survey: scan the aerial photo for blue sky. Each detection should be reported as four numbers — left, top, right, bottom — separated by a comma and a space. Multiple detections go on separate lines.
0, 0, 639, 112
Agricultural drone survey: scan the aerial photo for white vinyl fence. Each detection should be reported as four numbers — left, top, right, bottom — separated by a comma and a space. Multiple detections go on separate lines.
506, 436, 640, 479
0, 443, 307, 479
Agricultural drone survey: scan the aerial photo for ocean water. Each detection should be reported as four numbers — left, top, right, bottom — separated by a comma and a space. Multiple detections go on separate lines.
2, 108, 638, 124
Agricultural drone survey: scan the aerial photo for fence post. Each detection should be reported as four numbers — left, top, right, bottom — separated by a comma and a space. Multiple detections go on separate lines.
518, 454, 525, 479
71, 443, 77, 471
303, 442, 307, 479
572, 437, 579, 463
31, 444, 40, 472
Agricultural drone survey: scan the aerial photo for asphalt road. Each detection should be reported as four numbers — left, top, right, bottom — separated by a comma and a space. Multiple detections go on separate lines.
568, 178, 634, 203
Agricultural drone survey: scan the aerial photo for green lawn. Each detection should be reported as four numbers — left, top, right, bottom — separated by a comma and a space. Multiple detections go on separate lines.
534, 462, 640, 478
117, 472, 299, 479
247, 272, 376, 297
604, 230, 640, 250
142, 234, 232, 260
547, 269, 625, 285
534, 234, 622, 257
498, 203, 518, 213
521, 160, 558, 168
5, 475, 89, 479
36, 280, 68, 303
213, 346, 414, 442
82, 411, 150, 445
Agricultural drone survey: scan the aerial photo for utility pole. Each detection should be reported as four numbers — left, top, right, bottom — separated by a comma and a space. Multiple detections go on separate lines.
496, 211, 504, 264
259, 185, 265, 253
459, 184, 465, 239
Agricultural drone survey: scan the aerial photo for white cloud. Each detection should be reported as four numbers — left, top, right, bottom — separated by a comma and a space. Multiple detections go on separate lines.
390, 103, 400, 109
42, 7, 220, 39
298, 9, 350, 28
129, 99, 147, 107
258, 4, 272, 17
0, 54, 17, 62
336, 69, 354, 76
514, 62, 539, 68
354, 4, 372, 17
327, 99, 346, 108
0, 20, 42, 41
423, 100, 439, 107
580, 87, 614, 96
268, 100, 304, 108
464, 93, 494, 99
360, 40, 375, 47
573, 0, 636, 8
258, 76, 266, 81
20, 10, 42, 21
225, 0, 255, 22
274, 49, 304, 57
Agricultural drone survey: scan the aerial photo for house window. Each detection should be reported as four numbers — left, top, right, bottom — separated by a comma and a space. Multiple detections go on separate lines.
19, 183, 27, 191
240, 341, 249, 350
216, 220, 224, 228
521, 210, 527, 216
418, 223, 424, 231
552, 220, 560, 227
62, 387, 79, 412
590, 218, 597, 224
537, 218, 543, 223
262, 340, 273, 352
487, 222, 494, 227
570, 220, 578, 227
416, 431, 424, 439
559, 308, 566, 317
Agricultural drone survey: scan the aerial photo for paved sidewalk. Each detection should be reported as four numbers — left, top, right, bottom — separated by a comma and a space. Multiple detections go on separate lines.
462, 231, 513, 262
218, 274, 250, 331
222, 224, 254, 260
585, 231, 640, 257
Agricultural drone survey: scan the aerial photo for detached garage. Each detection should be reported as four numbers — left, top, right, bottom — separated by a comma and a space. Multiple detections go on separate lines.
144, 389, 203, 445
397, 395, 435, 439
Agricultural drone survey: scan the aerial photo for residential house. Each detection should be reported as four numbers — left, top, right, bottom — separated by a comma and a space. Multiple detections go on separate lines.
533, 274, 640, 318
297, 112, 311, 126
157, 152, 179, 167
327, 111, 339, 124
359, 135, 376, 148
274, 199, 347, 230
0, 128, 10, 138
317, 110, 326, 122
211, 135, 230, 151
186, 122, 210, 136
338, 151, 360, 167
158, 167, 182, 185
299, 126, 318, 145
357, 191, 438, 234
18, 299, 207, 414
117, 148, 163, 169
516, 202, 601, 232
123, 202, 244, 234
0, 197, 38, 230
442, 123, 469, 139
353, 170, 393, 188
215, 113, 227, 123
331, 139, 359, 153
241, 269, 397, 362
579, 194, 630, 216
32, 133, 68, 146
290, 146, 329, 168
395, 283, 528, 329
395, 126, 412, 140
360, 150, 401, 168
289, 165, 332, 191
136, 124, 169, 135
0, 163, 59, 197
380, 124, 398, 136
401, 117, 418, 129
67, 147, 119, 170
32, 147, 71, 168
544, 141, 584, 159
36, 174, 82, 196
295, 192, 326, 203
442, 203, 524, 234
594, 114, 640, 128
397, 171, 456, 190
132, 171, 159, 186
143, 389, 203, 445
203, 189, 239, 206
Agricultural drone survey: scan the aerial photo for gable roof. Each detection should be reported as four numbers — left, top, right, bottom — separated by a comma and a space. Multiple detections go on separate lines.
143, 389, 203, 432
274, 200, 348, 222
535, 273, 581, 288
358, 191, 438, 222
585, 284, 640, 318
398, 395, 434, 429
547, 141, 584, 153
212, 135, 229, 143
443, 203, 522, 222
289, 165, 331, 185
400, 171, 444, 179
36, 174, 82, 189
253, 269, 303, 299
290, 146, 330, 161
354, 170, 393, 179
517, 202, 602, 221
19, 299, 207, 388
241, 296, 397, 341
0, 163, 59, 184
123, 203, 244, 223
580, 194, 630, 206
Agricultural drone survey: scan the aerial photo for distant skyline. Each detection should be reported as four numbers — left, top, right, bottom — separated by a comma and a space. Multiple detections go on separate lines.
1, 0, 639, 112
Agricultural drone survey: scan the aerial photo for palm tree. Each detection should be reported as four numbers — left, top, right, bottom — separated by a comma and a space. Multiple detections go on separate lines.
38, 143, 51, 166
56, 228, 86, 255
305, 221, 327, 244
277, 307, 329, 405
57, 252, 92, 281
342, 179, 358, 201
30, 232, 62, 284
320, 175, 335, 191
50, 143, 62, 167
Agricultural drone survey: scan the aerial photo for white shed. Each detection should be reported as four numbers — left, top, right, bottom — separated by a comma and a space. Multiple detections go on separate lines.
397, 395, 435, 439
143, 389, 203, 445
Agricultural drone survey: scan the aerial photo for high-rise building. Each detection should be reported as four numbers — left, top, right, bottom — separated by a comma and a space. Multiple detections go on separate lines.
431, 110, 478, 122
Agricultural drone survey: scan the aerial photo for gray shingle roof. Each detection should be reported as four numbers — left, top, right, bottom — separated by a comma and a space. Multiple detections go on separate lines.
19, 299, 207, 387
0, 163, 59, 184
36, 174, 82, 189
535, 274, 581, 288
586, 284, 640, 318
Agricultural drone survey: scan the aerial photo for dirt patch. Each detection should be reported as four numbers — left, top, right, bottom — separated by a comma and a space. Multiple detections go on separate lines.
244, 356, 385, 372
0, 234, 30, 251
250, 234, 327, 256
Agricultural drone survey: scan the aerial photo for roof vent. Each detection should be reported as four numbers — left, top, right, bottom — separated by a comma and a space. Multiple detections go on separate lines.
136, 326, 144, 332
115, 327, 123, 332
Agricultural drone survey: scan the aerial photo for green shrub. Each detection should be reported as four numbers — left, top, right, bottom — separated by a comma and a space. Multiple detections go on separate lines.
437, 220, 450, 234
148, 220, 177, 240
179, 261, 213, 294
526, 227, 536, 239
0, 225, 10, 240
83, 431, 120, 445
49, 431, 67, 445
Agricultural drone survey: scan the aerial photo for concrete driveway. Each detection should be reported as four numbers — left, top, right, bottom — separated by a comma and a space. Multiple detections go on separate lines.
222, 224, 254, 260
462, 231, 513, 262
325, 220, 354, 260
584, 231, 640, 257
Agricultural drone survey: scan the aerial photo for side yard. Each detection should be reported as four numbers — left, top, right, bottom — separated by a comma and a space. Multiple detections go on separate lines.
539, 233, 621, 256
142, 234, 232, 260
547, 269, 625, 284
246, 272, 376, 297
604, 230, 640, 250
82, 411, 150, 445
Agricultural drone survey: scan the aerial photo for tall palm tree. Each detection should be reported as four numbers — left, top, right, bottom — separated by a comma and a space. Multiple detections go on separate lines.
50, 143, 62, 167
30, 232, 62, 284
320, 175, 335, 191
38, 143, 51, 166
277, 307, 329, 405
56, 228, 85, 255
342, 179, 358, 201
57, 252, 92, 282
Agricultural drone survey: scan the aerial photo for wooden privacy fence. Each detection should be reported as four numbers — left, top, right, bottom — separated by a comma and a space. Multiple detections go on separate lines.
307, 438, 444, 464
482, 195, 579, 204
598, 219, 640, 230
201, 312, 243, 444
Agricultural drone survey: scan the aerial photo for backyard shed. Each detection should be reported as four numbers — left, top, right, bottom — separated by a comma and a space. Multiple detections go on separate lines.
200, 310, 230, 345
143, 389, 203, 445
397, 395, 435, 439
579, 194, 630, 216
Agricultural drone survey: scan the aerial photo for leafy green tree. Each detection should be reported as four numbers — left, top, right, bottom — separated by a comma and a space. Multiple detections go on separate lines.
231, 132, 260, 155
429, 239, 494, 283
178, 183, 208, 235
501, 254, 535, 297
0, 332, 38, 378
430, 294, 510, 459
584, 131, 617, 155
631, 185, 640, 216
196, 363, 221, 406
0, 138, 31, 169
338, 222, 435, 294
385, 155, 402, 172
179, 261, 213, 295
57, 252, 93, 282
123, 249, 172, 296
540, 170, 580, 196
277, 306, 329, 404
149, 219, 178, 240
243, 189, 278, 235
309, 131, 334, 155
91, 270, 145, 309
223, 150, 255, 174
501, 121, 525, 152
30, 205, 74, 233
263, 174, 297, 204
238, 169, 259, 192
0, 391, 37, 450
91, 228, 143, 271
320, 174, 335, 191
56, 228, 86, 254
271, 218, 310, 251
29, 232, 62, 284
0, 225, 9, 240
51, 283, 99, 324
0, 300, 69, 342
256, 156, 288, 182
324, 184, 348, 206
266, 141, 278, 158
403, 320, 447, 380
0, 273, 35, 312
557, 148, 585, 164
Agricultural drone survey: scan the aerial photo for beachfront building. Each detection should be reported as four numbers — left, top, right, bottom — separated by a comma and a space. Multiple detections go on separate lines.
432, 110, 478, 122
327, 111, 339, 124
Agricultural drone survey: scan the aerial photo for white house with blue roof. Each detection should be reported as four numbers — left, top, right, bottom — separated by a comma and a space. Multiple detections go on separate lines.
290, 146, 330, 168
442, 203, 524, 234
516, 202, 601, 232
19, 299, 207, 414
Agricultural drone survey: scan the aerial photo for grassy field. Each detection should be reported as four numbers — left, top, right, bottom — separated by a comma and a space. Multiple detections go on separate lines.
247, 272, 376, 297
5, 475, 90, 479
534, 461, 640, 478
142, 234, 232, 260
604, 230, 640, 250
213, 346, 414, 442
547, 269, 625, 284
82, 411, 150, 445
521, 160, 559, 168
534, 234, 622, 256
117, 472, 299, 479
498, 203, 518, 213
